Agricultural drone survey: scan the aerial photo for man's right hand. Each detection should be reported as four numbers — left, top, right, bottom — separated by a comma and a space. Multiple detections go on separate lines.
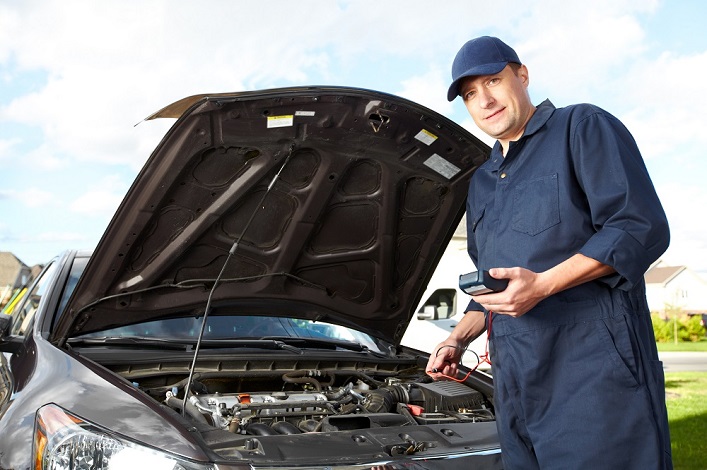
426, 338, 465, 380
425, 309, 487, 380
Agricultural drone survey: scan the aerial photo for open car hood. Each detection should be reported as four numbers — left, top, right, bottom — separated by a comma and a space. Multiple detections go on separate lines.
56, 86, 489, 344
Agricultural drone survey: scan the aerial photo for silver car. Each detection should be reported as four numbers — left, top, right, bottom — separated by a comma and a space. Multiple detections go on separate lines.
0, 86, 499, 470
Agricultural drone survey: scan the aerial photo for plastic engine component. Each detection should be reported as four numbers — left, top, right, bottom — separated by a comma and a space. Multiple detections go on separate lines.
414, 381, 485, 412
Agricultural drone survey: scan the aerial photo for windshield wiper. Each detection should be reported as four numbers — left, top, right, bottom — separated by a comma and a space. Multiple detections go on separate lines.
67, 337, 303, 354
199, 338, 303, 353
256, 336, 390, 357
67, 336, 192, 350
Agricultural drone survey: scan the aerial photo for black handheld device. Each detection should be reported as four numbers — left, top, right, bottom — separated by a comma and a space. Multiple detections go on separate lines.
459, 270, 509, 295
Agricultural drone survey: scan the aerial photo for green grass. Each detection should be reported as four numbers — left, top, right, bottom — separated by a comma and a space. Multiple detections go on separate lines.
657, 340, 707, 352
665, 372, 707, 469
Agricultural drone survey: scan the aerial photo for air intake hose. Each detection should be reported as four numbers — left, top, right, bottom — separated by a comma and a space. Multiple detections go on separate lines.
363, 385, 409, 413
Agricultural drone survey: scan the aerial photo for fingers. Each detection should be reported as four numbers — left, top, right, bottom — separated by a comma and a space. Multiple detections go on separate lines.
426, 362, 458, 380
426, 343, 462, 380
471, 267, 539, 318
488, 266, 515, 280
425, 351, 449, 373
487, 267, 504, 279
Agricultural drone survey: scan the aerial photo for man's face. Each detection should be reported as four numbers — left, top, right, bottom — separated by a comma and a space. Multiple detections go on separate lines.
459, 65, 534, 147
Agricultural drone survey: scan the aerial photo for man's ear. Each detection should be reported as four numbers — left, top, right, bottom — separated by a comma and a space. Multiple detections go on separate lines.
518, 64, 530, 87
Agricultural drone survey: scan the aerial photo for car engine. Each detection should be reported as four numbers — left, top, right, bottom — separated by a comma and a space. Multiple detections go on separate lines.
99, 350, 499, 462
155, 366, 494, 437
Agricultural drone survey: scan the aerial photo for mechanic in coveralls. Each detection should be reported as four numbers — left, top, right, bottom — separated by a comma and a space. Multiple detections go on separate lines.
426, 36, 673, 469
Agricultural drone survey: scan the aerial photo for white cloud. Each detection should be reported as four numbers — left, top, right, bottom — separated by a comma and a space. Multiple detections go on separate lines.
0, 3, 21, 64
395, 66, 453, 117
619, 50, 707, 162
69, 174, 128, 216
508, 1, 655, 105
22, 187, 54, 208
0, 137, 21, 160
0, 187, 55, 208
656, 183, 707, 271
22, 143, 68, 170
34, 231, 89, 243
1, 0, 467, 171
0, 3, 305, 169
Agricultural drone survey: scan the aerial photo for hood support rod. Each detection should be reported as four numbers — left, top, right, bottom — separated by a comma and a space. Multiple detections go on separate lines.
181, 143, 297, 418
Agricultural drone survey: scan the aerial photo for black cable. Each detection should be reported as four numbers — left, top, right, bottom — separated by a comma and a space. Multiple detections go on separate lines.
434, 344, 480, 368
181, 143, 297, 417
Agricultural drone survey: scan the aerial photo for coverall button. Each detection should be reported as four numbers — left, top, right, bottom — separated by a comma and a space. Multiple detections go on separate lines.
500, 173, 507, 179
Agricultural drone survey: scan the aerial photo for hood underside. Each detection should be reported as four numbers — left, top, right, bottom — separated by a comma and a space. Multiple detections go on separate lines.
57, 86, 489, 344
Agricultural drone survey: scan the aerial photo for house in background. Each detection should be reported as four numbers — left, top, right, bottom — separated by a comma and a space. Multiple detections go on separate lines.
0, 252, 33, 308
645, 260, 707, 315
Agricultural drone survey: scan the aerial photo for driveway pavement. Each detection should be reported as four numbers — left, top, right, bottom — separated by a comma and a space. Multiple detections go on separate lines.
659, 351, 707, 372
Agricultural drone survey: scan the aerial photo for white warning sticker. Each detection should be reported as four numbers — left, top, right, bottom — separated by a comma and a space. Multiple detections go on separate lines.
424, 154, 461, 179
295, 110, 316, 116
415, 129, 438, 146
267, 115, 294, 128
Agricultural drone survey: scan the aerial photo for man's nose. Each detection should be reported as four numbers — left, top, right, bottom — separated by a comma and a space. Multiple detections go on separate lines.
478, 90, 495, 108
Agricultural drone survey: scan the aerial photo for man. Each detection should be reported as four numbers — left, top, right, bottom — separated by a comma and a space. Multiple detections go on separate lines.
426, 36, 672, 469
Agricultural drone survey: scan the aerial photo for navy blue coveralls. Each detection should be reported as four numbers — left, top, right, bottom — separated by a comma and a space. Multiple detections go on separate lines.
466, 100, 672, 469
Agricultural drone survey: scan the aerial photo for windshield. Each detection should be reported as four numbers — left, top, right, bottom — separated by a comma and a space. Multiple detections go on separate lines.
64, 254, 390, 354
74, 315, 388, 353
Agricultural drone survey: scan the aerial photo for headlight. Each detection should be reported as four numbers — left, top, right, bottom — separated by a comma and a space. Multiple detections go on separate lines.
34, 404, 213, 470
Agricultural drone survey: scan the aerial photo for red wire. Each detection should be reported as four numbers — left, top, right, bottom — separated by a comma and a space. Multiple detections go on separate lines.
437, 311, 493, 383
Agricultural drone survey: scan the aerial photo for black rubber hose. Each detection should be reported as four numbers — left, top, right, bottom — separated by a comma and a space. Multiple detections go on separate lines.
271, 421, 302, 435
165, 396, 208, 424
246, 423, 278, 436
364, 385, 409, 413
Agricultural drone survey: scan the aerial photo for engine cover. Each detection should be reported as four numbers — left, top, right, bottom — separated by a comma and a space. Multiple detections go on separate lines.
414, 381, 485, 412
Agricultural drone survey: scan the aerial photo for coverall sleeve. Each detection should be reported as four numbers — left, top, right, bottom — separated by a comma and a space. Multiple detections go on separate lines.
465, 194, 484, 312
571, 111, 670, 289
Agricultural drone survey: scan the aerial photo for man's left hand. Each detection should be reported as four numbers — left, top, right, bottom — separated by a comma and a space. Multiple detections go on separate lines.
471, 267, 547, 318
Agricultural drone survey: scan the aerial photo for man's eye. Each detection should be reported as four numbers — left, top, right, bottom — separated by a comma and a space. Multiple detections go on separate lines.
488, 78, 500, 86
464, 91, 476, 100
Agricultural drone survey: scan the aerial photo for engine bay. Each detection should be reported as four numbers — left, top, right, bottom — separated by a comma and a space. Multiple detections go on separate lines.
180, 372, 494, 435
108, 353, 497, 460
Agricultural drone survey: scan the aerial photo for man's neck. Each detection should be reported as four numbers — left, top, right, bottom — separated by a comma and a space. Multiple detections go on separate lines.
499, 105, 537, 156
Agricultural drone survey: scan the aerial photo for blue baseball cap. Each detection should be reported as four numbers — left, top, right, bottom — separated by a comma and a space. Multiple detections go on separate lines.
446, 36, 521, 101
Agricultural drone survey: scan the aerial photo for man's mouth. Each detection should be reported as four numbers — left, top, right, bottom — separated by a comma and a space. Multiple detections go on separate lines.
485, 108, 505, 121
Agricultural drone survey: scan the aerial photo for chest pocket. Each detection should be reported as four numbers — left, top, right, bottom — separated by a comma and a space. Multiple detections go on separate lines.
511, 173, 560, 236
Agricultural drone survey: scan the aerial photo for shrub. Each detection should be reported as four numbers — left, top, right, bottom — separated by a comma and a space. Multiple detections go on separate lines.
652, 311, 707, 343
683, 315, 706, 342
652, 313, 674, 342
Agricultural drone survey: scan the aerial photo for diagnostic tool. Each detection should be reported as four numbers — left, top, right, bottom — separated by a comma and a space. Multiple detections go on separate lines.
459, 270, 509, 295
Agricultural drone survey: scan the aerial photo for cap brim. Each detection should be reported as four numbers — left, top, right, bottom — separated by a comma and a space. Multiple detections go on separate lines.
446, 61, 509, 101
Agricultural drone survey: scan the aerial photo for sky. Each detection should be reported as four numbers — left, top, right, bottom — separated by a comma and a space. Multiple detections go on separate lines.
1, 0, 707, 275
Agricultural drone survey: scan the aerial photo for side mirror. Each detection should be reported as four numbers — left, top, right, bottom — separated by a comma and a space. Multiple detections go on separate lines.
0, 315, 23, 353
416, 305, 437, 321
416, 289, 457, 321
0, 315, 10, 336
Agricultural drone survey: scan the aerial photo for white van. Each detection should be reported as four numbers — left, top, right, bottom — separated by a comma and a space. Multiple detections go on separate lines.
401, 234, 491, 370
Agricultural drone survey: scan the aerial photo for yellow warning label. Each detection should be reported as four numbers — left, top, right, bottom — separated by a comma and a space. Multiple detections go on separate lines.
267, 115, 294, 128
415, 129, 438, 145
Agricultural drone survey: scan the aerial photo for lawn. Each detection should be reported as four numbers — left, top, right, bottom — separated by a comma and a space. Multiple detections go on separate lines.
657, 340, 707, 352
665, 371, 707, 469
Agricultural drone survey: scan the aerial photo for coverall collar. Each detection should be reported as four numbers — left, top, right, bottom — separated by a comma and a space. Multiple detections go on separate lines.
489, 99, 556, 166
